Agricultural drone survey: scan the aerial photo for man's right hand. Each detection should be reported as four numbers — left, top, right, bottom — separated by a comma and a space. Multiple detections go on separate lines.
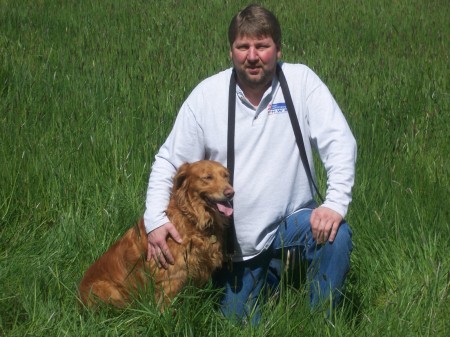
146, 222, 182, 269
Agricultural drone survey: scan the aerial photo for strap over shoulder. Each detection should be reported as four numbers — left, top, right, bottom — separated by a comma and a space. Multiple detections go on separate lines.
276, 64, 324, 202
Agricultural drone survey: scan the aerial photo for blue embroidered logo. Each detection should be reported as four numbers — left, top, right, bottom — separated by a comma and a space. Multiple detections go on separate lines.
268, 102, 288, 115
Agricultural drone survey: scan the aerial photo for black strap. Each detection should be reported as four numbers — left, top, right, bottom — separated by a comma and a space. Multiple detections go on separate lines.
226, 69, 237, 258
226, 64, 324, 257
276, 64, 324, 202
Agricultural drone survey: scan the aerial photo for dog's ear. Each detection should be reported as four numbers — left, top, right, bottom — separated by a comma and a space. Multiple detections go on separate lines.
172, 163, 191, 193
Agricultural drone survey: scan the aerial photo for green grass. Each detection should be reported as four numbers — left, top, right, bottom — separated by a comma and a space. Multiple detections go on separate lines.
1, 0, 448, 336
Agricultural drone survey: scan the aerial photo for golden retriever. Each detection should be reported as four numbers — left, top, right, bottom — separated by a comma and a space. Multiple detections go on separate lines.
79, 160, 234, 308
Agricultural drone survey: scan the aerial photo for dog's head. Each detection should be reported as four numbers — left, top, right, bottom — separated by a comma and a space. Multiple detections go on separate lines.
172, 160, 234, 228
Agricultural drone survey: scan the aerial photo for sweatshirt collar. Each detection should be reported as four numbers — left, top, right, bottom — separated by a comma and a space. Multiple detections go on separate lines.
236, 75, 280, 114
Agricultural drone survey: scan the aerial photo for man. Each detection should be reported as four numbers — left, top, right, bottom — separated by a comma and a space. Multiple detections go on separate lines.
144, 4, 356, 324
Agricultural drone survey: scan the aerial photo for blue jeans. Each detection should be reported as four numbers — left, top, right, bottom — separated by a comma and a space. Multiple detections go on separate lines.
213, 208, 353, 325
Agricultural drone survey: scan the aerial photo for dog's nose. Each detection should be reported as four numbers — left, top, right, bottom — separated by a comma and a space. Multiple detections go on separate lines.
224, 187, 235, 199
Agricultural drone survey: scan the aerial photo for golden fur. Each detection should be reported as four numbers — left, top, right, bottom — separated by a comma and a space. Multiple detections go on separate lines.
79, 160, 234, 308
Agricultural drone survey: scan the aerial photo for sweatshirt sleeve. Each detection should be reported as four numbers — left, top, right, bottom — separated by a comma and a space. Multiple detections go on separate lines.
143, 100, 205, 233
305, 70, 357, 218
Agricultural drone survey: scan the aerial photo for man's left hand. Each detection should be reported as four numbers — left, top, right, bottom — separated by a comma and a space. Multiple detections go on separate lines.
310, 206, 343, 244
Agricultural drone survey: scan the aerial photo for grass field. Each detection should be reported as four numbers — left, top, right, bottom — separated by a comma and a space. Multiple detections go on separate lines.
1, 0, 449, 336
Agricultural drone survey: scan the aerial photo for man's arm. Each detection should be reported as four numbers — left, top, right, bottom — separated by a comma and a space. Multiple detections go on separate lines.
143, 100, 205, 267
305, 69, 356, 242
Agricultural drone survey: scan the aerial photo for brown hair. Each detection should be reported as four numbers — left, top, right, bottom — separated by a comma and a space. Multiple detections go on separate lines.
228, 4, 281, 48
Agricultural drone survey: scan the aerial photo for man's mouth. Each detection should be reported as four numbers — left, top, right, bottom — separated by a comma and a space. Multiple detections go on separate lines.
246, 66, 261, 74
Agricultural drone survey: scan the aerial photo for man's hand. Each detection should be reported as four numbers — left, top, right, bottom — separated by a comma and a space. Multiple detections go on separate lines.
310, 206, 343, 244
146, 222, 182, 269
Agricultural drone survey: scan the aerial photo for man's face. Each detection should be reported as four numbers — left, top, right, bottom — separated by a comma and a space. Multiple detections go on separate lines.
230, 34, 281, 91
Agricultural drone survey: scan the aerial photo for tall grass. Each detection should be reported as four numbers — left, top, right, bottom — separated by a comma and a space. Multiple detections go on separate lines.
1, 0, 448, 336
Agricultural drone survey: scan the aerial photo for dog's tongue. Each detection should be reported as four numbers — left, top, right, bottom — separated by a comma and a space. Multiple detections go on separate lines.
216, 201, 233, 217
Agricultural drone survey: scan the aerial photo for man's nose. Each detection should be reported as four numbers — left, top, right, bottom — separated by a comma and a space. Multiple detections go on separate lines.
247, 47, 258, 61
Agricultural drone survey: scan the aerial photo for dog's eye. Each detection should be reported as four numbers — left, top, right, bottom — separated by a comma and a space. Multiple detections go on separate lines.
202, 174, 213, 181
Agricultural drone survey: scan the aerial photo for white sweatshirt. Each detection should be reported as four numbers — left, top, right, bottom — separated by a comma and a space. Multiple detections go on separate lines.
144, 62, 357, 261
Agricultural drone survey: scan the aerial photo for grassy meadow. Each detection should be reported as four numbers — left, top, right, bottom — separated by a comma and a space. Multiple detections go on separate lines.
1, 0, 449, 335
